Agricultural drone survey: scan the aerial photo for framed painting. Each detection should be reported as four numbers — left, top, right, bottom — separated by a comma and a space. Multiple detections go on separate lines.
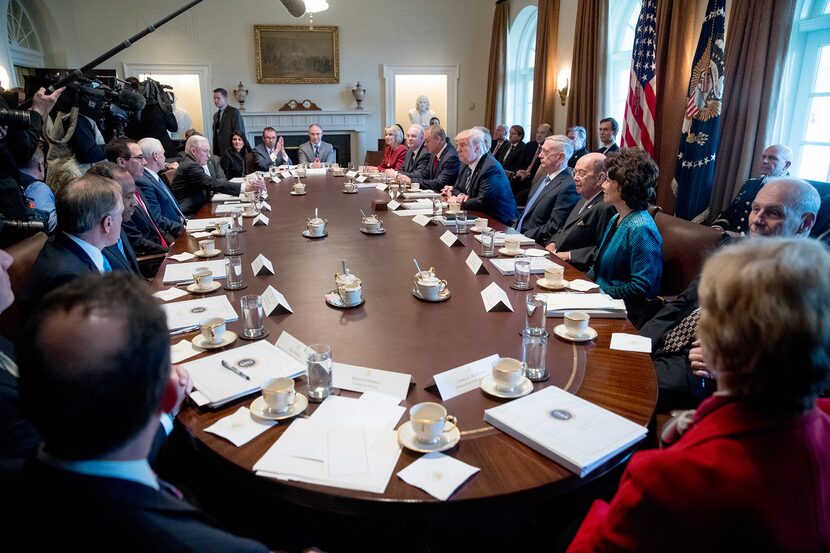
255, 25, 340, 84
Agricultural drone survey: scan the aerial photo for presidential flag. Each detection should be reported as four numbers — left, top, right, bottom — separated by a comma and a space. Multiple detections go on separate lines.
673, 0, 727, 221
620, 0, 657, 155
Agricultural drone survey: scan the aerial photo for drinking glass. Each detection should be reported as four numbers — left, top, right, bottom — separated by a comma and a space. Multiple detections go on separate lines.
432, 197, 443, 217
224, 228, 242, 255
513, 257, 531, 289
231, 209, 244, 232
223, 255, 246, 290
522, 328, 548, 381
306, 343, 333, 402
456, 210, 468, 234
525, 293, 547, 336
240, 295, 267, 339
481, 229, 496, 257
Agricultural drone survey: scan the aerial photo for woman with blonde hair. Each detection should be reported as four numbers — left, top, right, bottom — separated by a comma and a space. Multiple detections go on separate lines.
377, 125, 407, 171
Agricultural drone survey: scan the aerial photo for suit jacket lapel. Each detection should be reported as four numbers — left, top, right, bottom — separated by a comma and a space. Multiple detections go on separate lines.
55, 232, 98, 272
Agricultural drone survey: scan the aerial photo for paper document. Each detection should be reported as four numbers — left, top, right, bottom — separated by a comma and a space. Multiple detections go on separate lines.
186, 217, 233, 231
474, 232, 535, 246
162, 259, 227, 283
162, 295, 238, 330
489, 257, 557, 275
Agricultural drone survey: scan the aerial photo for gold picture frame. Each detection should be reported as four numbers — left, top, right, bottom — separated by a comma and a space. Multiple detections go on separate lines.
255, 25, 340, 84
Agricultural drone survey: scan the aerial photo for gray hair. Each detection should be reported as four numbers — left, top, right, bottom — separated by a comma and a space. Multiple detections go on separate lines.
425, 125, 447, 142
768, 144, 794, 164
472, 126, 492, 150
185, 134, 209, 153
569, 126, 587, 142
546, 135, 574, 162
765, 177, 820, 217
138, 137, 164, 159
56, 174, 121, 234
407, 125, 425, 140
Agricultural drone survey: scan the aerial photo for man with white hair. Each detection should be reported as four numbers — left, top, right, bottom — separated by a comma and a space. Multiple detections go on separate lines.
442, 128, 516, 225
394, 125, 431, 182
711, 144, 793, 234
490, 124, 509, 159
567, 125, 589, 168
171, 135, 265, 215
136, 138, 185, 238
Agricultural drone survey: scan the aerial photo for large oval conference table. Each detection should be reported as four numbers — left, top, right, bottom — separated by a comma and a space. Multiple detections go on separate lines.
155, 172, 657, 551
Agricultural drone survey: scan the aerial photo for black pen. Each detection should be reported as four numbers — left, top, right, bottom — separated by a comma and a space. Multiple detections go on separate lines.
221, 360, 250, 381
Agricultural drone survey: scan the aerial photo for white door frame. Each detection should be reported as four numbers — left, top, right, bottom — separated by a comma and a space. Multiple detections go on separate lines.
382, 64, 460, 138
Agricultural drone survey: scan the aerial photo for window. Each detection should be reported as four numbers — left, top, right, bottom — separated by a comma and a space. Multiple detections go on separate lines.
505, 6, 537, 132
6, 0, 44, 85
606, 0, 641, 134
781, 0, 830, 181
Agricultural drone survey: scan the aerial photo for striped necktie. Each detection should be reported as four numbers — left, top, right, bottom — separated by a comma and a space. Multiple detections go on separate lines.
134, 193, 168, 249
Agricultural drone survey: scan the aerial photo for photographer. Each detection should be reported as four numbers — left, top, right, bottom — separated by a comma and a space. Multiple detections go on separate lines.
136, 79, 178, 159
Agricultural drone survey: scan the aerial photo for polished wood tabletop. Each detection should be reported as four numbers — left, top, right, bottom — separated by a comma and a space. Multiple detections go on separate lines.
156, 172, 657, 517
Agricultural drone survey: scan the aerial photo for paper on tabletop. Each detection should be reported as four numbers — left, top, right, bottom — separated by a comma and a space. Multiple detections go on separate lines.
609, 333, 652, 353
162, 295, 238, 330
204, 406, 277, 447
432, 354, 499, 401
186, 217, 232, 231
169, 252, 197, 262
488, 257, 557, 275
189, 231, 212, 239
397, 452, 480, 501
213, 203, 253, 214
332, 362, 411, 400
170, 339, 203, 364
393, 209, 434, 217
211, 193, 243, 202
162, 259, 227, 283
152, 287, 189, 302
568, 279, 598, 292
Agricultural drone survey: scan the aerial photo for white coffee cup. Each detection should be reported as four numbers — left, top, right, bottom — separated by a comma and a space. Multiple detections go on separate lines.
338, 282, 362, 305
492, 357, 525, 392
243, 204, 257, 216
415, 276, 447, 301
409, 402, 457, 445
198, 239, 215, 253
335, 272, 360, 287
545, 265, 564, 285
306, 217, 326, 236
199, 317, 225, 345
262, 377, 296, 414
216, 221, 230, 235
504, 235, 521, 254
564, 311, 590, 338
447, 202, 460, 213
410, 182, 420, 191
362, 216, 381, 232
192, 267, 213, 289
293, 182, 306, 193
474, 217, 488, 231
344, 182, 357, 192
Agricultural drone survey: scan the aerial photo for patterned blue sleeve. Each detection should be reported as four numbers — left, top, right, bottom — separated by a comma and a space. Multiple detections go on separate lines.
603, 216, 662, 299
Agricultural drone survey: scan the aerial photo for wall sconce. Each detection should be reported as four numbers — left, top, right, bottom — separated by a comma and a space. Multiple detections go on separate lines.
557, 70, 570, 106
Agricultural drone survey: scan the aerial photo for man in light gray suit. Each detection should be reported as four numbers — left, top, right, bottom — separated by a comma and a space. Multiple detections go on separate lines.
297, 123, 335, 166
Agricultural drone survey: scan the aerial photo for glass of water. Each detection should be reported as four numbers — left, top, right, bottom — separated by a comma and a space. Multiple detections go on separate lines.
514, 257, 532, 289
240, 294, 267, 339
306, 343, 333, 402
481, 229, 496, 257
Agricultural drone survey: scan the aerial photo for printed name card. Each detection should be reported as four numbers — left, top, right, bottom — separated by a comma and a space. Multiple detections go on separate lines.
261, 285, 293, 315
275, 331, 308, 365
387, 200, 402, 211
480, 282, 514, 312
412, 214, 435, 227
251, 254, 275, 276
465, 251, 488, 275
346, 170, 358, 178
258, 201, 272, 211
252, 213, 269, 226
431, 354, 499, 401
376, 183, 388, 191
332, 362, 412, 400
356, 175, 368, 183
440, 230, 463, 248
270, 176, 281, 184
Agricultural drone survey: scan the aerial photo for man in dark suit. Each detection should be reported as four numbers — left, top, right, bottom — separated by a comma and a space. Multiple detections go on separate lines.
212, 88, 246, 156
511, 123, 554, 204
400, 125, 460, 192
7, 273, 269, 552
444, 128, 517, 225
172, 136, 265, 215
21, 175, 124, 314
513, 135, 580, 245
496, 125, 526, 175
545, 152, 616, 271
489, 124, 509, 159
252, 126, 290, 170
593, 117, 620, 154
394, 125, 431, 182
567, 125, 590, 168
137, 138, 185, 237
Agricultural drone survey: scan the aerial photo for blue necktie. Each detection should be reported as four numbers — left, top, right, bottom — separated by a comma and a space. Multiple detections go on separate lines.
102, 255, 112, 273
117, 238, 125, 256
314, 145, 320, 159
516, 176, 552, 232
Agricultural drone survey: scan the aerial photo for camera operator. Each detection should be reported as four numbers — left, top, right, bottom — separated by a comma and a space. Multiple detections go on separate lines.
47, 83, 107, 172
136, 79, 178, 160
0, 86, 63, 247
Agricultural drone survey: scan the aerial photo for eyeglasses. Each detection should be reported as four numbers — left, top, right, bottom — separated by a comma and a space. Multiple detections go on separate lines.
128, 155, 145, 160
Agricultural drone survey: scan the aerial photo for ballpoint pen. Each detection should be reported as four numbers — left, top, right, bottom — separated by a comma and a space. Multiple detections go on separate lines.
169, 324, 200, 336
221, 360, 251, 381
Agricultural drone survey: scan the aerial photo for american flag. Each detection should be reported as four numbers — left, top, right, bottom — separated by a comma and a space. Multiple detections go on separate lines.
620, 0, 657, 155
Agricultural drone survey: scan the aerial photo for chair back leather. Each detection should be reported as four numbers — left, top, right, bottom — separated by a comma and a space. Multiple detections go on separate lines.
364, 150, 384, 167
653, 213, 725, 296
0, 232, 48, 343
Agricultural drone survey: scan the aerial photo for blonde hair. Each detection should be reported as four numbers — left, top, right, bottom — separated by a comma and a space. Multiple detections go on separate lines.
698, 238, 830, 412
384, 125, 403, 145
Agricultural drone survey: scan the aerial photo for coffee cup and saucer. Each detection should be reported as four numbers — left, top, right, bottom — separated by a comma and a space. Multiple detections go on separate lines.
536, 265, 568, 290
342, 182, 359, 194
412, 274, 450, 302
194, 239, 221, 258
191, 317, 237, 349
479, 357, 533, 398
397, 402, 460, 453
290, 182, 307, 196
303, 217, 328, 239
360, 215, 386, 234
187, 268, 222, 294
325, 281, 364, 308
241, 205, 259, 218
250, 377, 308, 421
211, 221, 231, 237
553, 310, 598, 342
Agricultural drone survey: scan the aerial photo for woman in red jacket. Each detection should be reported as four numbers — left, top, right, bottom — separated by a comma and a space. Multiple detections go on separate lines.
569, 237, 830, 553
377, 125, 407, 171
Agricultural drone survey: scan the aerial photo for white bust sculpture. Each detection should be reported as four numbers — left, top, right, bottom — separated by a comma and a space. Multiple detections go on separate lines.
408, 95, 437, 128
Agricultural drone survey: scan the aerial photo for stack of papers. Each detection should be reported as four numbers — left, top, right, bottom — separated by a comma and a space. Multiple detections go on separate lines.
402, 199, 434, 209
402, 190, 439, 199
214, 203, 254, 213
184, 340, 305, 408
542, 293, 627, 319
473, 232, 535, 246
484, 386, 647, 477
162, 295, 238, 330
211, 193, 244, 202
254, 394, 405, 493
162, 259, 227, 283
186, 217, 232, 231
488, 257, 557, 275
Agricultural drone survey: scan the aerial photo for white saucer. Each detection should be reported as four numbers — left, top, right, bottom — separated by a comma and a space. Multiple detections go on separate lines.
360, 227, 387, 235
553, 324, 598, 342
498, 247, 524, 256
525, 248, 550, 257
250, 393, 308, 421
290, 191, 307, 196
471, 226, 493, 233
187, 281, 222, 294
302, 229, 328, 239
325, 290, 365, 308
242, 211, 259, 218
536, 277, 569, 290
397, 420, 461, 453
193, 249, 221, 258
342, 189, 359, 194
479, 374, 534, 398
411, 286, 451, 302
211, 229, 228, 237
192, 330, 237, 349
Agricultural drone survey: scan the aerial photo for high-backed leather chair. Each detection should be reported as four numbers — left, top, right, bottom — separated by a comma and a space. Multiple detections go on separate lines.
0, 232, 48, 344
364, 151, 384, 167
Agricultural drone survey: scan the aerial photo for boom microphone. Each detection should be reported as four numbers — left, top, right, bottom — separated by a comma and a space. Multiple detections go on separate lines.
118, 88, 146, 112
280, 0, 306, 17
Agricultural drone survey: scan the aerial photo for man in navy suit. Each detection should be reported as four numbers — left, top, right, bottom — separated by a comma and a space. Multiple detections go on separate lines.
253, 127, 291, 170
393, 125, 431, 182
514, 135, 580, 245
593, 117, 620, 154
211, 88, 246, 156
137, 138, 185, 237
8, 273, 269, 552
398, 126, 460, 191
444, 128, 517, 225
21, 175, 124, 314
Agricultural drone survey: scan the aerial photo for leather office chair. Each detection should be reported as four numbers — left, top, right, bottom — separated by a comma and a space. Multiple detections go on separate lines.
160, 168, 177, 188
0, 232, 48, 343
364, 150, 384, 167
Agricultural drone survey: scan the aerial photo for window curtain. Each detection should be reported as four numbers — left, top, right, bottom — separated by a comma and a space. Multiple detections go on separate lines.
566, 0, 607, 149
485, 0, 509, 132
530, 0, 560, 130
652, 0, 698, 214
707, 0, 797, 219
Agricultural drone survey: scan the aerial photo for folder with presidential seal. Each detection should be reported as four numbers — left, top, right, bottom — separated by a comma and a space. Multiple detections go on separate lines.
483, 386, 647, 477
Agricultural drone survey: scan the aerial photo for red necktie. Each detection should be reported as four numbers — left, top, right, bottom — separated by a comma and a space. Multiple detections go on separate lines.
134, 193, 168, 249
525, 146, 541, 172
432, 156, 438, 176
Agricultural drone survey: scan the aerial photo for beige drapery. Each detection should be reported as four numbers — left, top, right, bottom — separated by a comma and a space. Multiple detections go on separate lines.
530, 0, 560, 130
565, 0, 607, 149
707, 0, 797, 219
484, 0, 509, 133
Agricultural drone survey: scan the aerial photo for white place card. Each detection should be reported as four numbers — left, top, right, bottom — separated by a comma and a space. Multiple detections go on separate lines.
332, 362, 412, 400
153, 287, 189, 302
440, 230, 462, 247
259, 201, 272, 211
190, 231, 212, 239
610, 333, 652, 353
275, 330, 309, 365
412, 214, 435, 226
169, 252, 196, 262
204, 407, 277, 447
375, 183, 388, 191
356, 175, 368, 183
432, 354, 499, 401
480, 282, 514, 312
251, 254, 275, 276
270, 176, 281, 184
346, 170, 358, 178
261, 285, 293, 315
387, 200, 402, 211
398, 452, 480, 501
170, 339, 202, 364
252, 213, 269, 226
465, 251, 488, 275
